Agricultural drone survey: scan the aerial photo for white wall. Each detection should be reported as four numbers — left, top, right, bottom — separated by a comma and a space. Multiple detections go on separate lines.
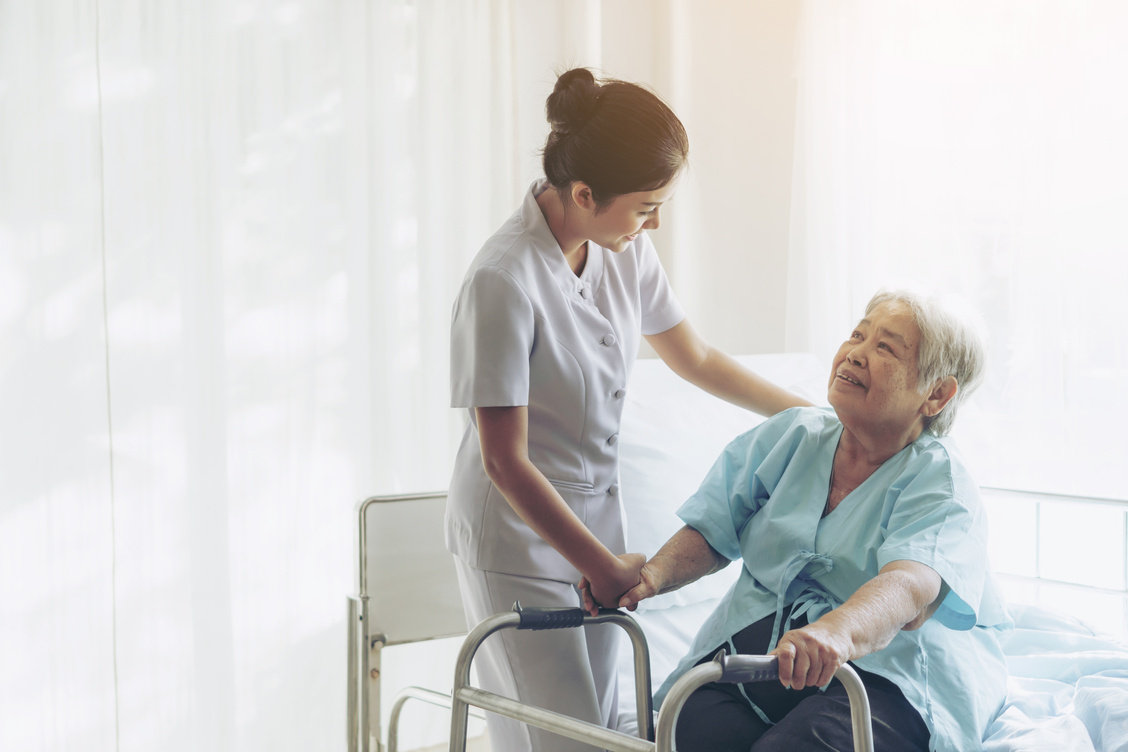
508, 1, 803, 357
657, 1, 802, 355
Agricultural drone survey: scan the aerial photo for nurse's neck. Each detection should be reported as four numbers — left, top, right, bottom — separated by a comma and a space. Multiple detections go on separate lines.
536, 187, 589, 276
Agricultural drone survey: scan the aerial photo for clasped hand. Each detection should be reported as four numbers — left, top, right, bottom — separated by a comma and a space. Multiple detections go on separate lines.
578, 554, 666, 616
577, 553, 645, 616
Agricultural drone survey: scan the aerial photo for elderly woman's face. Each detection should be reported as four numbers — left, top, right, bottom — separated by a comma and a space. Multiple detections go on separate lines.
828, 301, 930, 434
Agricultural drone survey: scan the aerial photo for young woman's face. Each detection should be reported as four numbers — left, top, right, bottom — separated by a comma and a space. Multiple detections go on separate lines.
587, 179, 679, 252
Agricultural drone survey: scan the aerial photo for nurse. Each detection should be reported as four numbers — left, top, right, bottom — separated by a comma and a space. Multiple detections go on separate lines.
446, 67, 810, 752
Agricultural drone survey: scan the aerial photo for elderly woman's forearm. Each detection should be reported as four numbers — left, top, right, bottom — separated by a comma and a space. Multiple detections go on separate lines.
819, 562, 943, 659
648, 525, 729, 594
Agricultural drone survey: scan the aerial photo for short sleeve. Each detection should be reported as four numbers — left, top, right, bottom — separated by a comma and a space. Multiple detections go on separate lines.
876, 449, 988, 631
635, 233, 685, 335
676, 414, 799, 561
449, 266, 534, 408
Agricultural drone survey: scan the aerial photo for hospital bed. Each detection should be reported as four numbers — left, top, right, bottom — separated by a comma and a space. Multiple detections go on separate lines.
349, 354, 1128, 752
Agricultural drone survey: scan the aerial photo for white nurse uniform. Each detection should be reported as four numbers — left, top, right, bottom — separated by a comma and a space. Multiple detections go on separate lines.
447, 178, 684, 751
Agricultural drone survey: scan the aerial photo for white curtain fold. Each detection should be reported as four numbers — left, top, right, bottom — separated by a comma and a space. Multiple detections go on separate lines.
1, 2, 119, 751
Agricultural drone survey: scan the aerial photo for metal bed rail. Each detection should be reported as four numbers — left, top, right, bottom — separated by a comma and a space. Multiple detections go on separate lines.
385, 687, 487, 752
350, 492, 467, 752
449, 605, 874, 752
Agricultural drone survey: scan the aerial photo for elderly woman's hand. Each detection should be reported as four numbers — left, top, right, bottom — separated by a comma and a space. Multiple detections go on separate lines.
581, 554, 677, 614
771, 561, 944, 689
600, 526, 729, 614
578, 553, 646, 616
772, 621, 854, 691
617, 561, 667, 611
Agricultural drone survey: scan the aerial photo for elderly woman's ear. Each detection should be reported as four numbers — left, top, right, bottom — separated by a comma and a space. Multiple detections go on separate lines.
922, 376, 959, 418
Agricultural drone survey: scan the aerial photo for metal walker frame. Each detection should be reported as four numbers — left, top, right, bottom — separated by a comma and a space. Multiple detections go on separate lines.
448, 605, 875, 752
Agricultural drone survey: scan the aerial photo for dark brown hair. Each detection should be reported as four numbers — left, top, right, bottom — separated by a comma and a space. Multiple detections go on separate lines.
542, 68, 689, 208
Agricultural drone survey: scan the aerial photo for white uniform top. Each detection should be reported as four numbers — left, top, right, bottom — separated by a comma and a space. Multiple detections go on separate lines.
447, 179, 686, 582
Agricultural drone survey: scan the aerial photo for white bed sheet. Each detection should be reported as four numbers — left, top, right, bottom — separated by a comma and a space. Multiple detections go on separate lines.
984, 604, 1128, 752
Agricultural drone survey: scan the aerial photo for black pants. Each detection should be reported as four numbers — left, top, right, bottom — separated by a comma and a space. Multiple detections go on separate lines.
674, 606, 931, 752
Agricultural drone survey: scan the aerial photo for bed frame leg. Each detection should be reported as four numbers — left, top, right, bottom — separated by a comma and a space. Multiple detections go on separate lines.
348, 597, 359, 752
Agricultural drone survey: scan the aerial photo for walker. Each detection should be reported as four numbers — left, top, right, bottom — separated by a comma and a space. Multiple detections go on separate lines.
447, 604, 875, 752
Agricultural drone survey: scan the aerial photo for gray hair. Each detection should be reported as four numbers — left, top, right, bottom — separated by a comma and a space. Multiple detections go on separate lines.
865, 289, 987, 436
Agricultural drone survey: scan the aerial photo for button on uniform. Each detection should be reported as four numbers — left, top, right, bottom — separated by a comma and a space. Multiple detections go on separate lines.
613, 388, 626, 399
607, 434, 619, 446
601, 333, 616, 347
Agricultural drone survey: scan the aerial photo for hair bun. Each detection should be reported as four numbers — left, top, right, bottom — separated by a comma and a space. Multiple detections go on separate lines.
546, 68, 600, 136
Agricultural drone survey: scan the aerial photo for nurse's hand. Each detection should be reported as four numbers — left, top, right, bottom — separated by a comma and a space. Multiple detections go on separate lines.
578, 577, 598, 616
771, 621, 852, 691
577, 553, 645, 616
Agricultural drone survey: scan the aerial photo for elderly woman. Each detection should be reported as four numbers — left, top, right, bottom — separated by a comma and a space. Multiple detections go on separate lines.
607, 290, 1012, 752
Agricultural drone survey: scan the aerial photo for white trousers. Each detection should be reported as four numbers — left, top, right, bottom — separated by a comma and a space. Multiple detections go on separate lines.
453, 559, 621, 752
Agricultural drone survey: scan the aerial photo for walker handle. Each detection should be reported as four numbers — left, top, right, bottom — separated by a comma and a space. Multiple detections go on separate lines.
655, 650, 875, 752
713, 651, 782, 684
512, 603, 592, 630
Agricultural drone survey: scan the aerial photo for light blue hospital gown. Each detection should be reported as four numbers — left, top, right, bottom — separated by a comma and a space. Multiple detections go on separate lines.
655, 407, 1013, 752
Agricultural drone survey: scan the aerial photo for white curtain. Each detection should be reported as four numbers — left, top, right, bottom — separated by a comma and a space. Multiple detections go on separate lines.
787, 0, 1128, 501
0, 1, 700, 751
0, 1, 522, 750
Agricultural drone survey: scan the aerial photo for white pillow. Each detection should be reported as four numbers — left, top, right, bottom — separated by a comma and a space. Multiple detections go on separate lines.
618, 353, 828, 610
